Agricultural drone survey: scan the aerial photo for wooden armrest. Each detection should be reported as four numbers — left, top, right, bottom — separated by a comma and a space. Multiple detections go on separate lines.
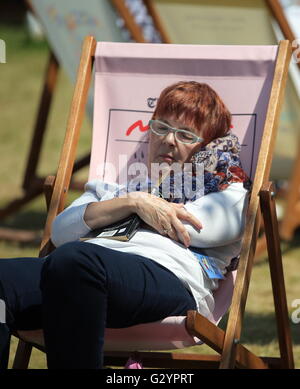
43, 175, 56, 210
186, 310, 268, 369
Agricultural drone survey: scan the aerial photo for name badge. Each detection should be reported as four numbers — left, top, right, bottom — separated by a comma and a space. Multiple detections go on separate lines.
193, 252, 225, 280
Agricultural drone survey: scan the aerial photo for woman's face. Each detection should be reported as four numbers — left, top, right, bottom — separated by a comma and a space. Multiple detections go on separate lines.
147, 115, 202, 170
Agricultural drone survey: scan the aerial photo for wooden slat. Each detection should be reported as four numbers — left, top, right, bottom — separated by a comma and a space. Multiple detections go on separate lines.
38, 35, 96, 256
266, 0, 300, 69
12, 341, 33, 370
186, 311, 268, 369
219, 40, 291, 369
22, 52, 59, 191
260, 183, 294, 368
111, 0, 147, 42
43, 175, 56, 211
143, 0, 172, 43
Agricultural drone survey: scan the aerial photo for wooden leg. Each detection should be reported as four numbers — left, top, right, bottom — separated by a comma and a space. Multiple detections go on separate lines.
218, 210, 262, 369
22, 52, 59, 191
12, 340, 32, 369
259, 182, 294, 369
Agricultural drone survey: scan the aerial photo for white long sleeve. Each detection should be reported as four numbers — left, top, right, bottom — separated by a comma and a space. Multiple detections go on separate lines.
51, 180, 248, 249
51, 181, 97, 247
183, 183, 248, 248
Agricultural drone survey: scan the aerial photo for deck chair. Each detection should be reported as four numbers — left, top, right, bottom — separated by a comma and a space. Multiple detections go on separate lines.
12, 36, 294, 369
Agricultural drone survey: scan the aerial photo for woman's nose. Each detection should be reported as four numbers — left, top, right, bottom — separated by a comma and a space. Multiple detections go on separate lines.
163, 130, 176, 146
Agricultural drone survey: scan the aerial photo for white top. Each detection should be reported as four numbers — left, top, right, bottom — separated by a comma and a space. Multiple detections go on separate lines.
51, 181, 249, 319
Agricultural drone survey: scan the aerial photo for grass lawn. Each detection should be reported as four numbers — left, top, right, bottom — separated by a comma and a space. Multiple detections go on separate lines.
0, 23, 299, 369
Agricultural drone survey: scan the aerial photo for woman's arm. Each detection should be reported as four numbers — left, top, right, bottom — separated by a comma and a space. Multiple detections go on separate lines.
83, 197, 136, 229
51, 180, 202, 248
128, 191, 202, 247
51, 181, 136, 247
51, 179, 247, 249
183, 183, 249, 248
51, 181, 100, 247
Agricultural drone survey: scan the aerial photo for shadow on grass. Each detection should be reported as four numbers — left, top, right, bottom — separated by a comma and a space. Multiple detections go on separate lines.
0, 189, 82, 247
281, 227, 300, 255
0, 210, 46, 248
0, 210, 46, 230
253, 227, 300, 268
219, 311, 300, 345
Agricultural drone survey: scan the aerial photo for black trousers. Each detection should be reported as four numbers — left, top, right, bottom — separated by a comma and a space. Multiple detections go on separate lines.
0, 241, 196, 369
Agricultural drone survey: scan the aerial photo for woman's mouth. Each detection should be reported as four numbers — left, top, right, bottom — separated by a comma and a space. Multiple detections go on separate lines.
159, 154, 175, 163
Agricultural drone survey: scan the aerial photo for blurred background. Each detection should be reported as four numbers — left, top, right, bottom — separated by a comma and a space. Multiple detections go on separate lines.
0, 0, 299, 369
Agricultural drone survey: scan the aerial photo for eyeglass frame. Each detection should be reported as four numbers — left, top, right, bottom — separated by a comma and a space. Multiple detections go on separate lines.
149, 119, 203, 144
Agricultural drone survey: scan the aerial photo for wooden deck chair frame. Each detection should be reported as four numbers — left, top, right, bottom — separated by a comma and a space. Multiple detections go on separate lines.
267, 1, 300, 241
0, 0, 146, 243
11, 36, 294, 370
140, 0, 292, 46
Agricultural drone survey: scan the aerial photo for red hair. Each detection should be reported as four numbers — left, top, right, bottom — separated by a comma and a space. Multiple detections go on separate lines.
153, 81, 231, 145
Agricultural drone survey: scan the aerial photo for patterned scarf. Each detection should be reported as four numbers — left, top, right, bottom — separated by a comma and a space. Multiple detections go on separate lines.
160, 132, 252, 203
111, 133, 251, 202
192, 132, 252, 194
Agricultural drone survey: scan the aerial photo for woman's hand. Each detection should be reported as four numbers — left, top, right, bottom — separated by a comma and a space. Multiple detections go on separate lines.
128, 191, 202, 247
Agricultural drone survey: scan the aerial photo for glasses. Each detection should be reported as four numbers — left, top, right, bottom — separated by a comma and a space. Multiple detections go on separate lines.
149, 119, 203, 144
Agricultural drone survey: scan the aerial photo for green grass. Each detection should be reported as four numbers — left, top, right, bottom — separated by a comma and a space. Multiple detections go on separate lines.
0, 24, 91, 205
1, 23, 300, 369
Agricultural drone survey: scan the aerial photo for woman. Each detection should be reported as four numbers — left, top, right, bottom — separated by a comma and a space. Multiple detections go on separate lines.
0, 81, 250, 369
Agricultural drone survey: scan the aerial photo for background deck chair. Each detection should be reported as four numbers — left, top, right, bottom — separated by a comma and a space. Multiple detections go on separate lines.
0, 0, 146, 243
12, 36, 294, 369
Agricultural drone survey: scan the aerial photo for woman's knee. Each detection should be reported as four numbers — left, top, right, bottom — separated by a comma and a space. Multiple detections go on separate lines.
41, 241, 106, 285
43, 242, 87, 275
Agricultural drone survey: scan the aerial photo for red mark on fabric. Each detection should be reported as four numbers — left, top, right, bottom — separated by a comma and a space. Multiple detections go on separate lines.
126, 120, 149, 136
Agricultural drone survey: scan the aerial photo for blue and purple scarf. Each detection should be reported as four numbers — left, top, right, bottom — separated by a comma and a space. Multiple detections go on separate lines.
160, 132, 252, 202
